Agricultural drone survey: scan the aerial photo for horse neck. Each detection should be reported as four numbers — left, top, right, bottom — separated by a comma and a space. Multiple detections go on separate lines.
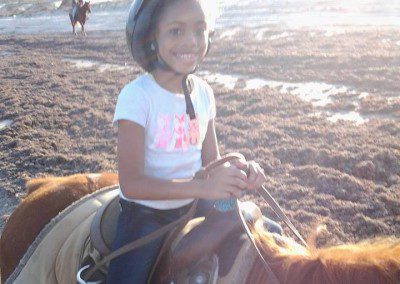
78, 5, 88, 14
245, 221, 306, 284
246, 245, 399, 284
248, 222, 400, 284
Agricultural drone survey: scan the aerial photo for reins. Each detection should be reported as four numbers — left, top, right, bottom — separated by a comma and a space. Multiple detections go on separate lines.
257, 185, 308, 247
215, 153, 308, 284
235, 199, 281, 284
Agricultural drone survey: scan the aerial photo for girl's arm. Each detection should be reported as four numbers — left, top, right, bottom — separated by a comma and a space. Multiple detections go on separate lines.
201, 118, 220, 166
117, 120, 246, 201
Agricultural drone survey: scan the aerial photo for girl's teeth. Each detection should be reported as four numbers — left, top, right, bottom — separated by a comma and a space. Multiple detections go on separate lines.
176, 53, 196, 60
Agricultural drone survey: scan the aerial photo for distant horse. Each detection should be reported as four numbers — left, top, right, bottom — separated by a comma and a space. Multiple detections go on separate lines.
1, 173, 399, 283
69, 1, 91, 36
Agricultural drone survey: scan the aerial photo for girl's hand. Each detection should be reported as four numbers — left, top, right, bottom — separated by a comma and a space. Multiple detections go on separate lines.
233, 159, 267, 191
203, 161, 248, 199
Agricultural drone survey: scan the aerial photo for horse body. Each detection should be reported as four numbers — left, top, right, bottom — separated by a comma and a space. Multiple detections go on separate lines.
69, 1, 91, 36
0, 173, 118, 282
1, 173, 400, 283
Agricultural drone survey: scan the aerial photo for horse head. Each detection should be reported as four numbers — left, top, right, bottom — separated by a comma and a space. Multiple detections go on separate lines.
84, 1, 91, 13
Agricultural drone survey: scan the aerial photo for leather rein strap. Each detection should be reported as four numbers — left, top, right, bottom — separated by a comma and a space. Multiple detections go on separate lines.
257, 185, 308, 247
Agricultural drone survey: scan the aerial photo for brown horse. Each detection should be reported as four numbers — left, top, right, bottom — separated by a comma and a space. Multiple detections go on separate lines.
1, 173, 399, 283
246, 218, 400, 284
69, 1, 91, 36
0, 173, 118, 282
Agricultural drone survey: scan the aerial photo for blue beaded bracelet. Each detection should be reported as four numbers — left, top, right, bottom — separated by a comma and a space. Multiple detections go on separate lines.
214, 198, 235, 212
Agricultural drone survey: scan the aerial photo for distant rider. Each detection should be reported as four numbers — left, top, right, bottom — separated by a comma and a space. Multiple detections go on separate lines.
71, 0, 83, 20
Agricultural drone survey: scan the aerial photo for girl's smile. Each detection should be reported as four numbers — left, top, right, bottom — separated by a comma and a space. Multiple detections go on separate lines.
173, 52, 198, 65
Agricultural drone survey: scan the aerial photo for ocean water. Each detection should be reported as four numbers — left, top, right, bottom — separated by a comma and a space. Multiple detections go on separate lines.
0, 0, 400, 34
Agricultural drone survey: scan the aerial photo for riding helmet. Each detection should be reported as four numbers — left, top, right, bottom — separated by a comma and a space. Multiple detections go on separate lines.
125, 0, 215, 72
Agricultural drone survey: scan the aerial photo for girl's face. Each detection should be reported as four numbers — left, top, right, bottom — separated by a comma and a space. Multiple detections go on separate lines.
155, 0, 210, 75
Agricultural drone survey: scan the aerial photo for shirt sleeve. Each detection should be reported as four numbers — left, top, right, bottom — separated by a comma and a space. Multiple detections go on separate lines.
112, 82, 149, 128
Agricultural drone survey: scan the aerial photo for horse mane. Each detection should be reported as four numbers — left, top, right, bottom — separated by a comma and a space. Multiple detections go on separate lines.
247, 219, 400, 284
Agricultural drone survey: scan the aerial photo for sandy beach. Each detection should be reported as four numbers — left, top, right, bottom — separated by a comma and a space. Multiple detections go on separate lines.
1, 23, 399, 249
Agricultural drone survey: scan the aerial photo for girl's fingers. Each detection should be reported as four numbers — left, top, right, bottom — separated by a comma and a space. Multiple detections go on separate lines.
232, 158, 247, 170
233, 159, 251, 177
226, 186, 244, 198
210, 185, 231, 199
212, 159, 268, 196
251, 175, 263, 190
215, 162, 245, 178
248, 162, 258, 183
222, 166, 247, 181
245, 162, 258, 190
218, 191, 232, 199
254, 165, 267, 188
247, 163, 266, 190
228, 177, 248, 190
257, 164, 266, 181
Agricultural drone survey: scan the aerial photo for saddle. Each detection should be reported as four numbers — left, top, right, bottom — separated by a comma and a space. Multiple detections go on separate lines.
89, 195, 119, 256
82, 193, 249, 283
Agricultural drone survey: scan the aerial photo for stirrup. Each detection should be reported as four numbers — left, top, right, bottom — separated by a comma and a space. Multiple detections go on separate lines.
76, 265, 102, 284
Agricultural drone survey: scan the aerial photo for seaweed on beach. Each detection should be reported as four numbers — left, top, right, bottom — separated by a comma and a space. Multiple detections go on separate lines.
0, 28, 399, 247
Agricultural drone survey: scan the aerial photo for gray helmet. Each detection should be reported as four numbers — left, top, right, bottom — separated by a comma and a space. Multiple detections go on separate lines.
126, 0, 214, 72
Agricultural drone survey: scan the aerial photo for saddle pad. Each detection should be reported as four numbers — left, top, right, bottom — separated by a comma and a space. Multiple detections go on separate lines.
6, 186, 119, 284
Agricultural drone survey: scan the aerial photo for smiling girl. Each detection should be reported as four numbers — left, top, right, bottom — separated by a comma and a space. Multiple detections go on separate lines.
107, 0, 276, 283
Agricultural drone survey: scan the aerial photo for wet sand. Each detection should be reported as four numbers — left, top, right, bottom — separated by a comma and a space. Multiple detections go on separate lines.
0, 28, 399, 247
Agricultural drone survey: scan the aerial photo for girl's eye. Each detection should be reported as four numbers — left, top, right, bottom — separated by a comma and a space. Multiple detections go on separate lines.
169, 28, 182, 36
196, 27, 207, 36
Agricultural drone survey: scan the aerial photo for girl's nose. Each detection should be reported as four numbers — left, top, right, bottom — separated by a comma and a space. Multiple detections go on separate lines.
183, 30, 198, 47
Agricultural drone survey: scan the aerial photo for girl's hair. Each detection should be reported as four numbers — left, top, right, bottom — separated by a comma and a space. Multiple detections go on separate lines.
149, 0, 219, 36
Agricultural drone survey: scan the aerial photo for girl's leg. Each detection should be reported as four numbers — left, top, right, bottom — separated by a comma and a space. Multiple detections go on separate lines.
72, 6, 77, 19
106, 200, 176, 284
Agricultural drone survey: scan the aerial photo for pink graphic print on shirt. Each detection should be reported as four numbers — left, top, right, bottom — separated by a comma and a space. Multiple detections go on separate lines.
154, 114, 172, 149
188, 117, 200, 145
173, 114, 189, 150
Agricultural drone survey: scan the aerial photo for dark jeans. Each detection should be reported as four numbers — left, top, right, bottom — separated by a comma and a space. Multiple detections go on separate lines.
106, 199, 281, 284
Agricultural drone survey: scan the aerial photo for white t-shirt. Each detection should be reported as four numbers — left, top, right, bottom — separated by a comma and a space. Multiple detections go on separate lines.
113, 73, 216, 209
